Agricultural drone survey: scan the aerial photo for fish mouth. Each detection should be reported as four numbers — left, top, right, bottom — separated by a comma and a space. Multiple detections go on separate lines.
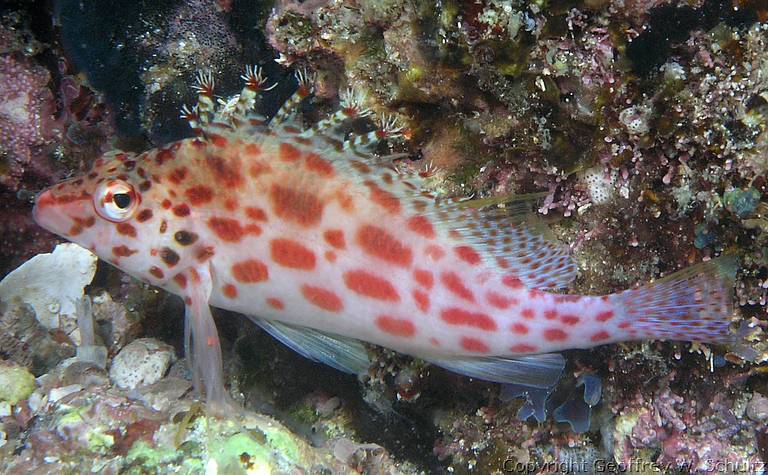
32, 187, 88, 237
32, 189, 55, 228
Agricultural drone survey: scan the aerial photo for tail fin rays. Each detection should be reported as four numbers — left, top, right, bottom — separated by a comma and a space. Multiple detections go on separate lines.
613, 255, 737, 344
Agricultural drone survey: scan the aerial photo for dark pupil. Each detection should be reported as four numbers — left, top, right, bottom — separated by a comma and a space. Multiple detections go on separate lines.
113, 193, 131, 209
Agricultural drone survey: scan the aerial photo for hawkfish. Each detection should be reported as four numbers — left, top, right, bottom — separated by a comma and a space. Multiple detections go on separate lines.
33, 67, 739, 408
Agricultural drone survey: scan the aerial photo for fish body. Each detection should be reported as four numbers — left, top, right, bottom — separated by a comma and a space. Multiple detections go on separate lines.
33, 68, 736, 402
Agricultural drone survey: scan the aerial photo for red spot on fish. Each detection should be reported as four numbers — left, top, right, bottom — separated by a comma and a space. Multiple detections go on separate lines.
207, 217, 244, 242
365, 181, 401, 214
209, 133, 228, 148
245, 207, 267, 222
304, 152, 334, 177
232, 259, 269, 283
173, 273, 187, 289
510, 343, 537, 353
521, 308, 535, 319
136, 209, 153, 222
502, 276, 524, 289
112, 245, 136, 257
350, 161, 371, 174
168, 167, 188, 184
115, 222, 137, 238
596, 310, 614, 322
206, 155, 243, 188
441, 272, 475, 302
344, 270, 400, 301
335, 190, 355, 212
529, 289, 544, 299
266, 297, 284, 310
561, 315, 580, 325
487, 291, 517, 309
425, 245, 445, 261
511, 323, 529, 334
68, 223, 84, 236
223, 284, 238, 299
244, 224, 262, 236
324, 251, 336, 262
412, 289, 430, 312
162, 199, 171, 209
173, 204, 191, 217
279, 143, 302, 162
223, 198, 239, 212
270, 184, 324, 227
376, 316, 415, 337
149, 266, 164, 279
406, 216, 435, 238
413, 269, 434, 289
544, 328, 568, 341
249, 162, 272, 178
544, 310, 558, 320
460, 336, 490, 353
441, 308, 497, 331
455, 246, 481, 265
270, 238, 316, 270
430, 338, 440, 347
197, 246, 215, 262
245, 143, 261, 157
356, 225, 412, 267
186, 185, 214, 205
618, 321, 631, 329
155, 148, 175, 165
301, 285, 343, 312
323, 229, 346, 249
591, 331, 610, 342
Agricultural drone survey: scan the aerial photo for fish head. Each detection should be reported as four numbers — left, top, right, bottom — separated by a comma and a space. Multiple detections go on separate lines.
33, 148, 185, 283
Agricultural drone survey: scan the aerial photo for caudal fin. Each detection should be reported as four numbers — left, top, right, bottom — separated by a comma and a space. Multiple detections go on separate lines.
612, 256, 737, 344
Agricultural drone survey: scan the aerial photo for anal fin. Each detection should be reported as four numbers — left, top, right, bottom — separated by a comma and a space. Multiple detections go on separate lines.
426, 353, 565, 389
254, 319, 371, 375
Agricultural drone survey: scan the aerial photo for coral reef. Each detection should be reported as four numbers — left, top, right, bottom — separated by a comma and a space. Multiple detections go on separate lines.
2, 0, 768, 473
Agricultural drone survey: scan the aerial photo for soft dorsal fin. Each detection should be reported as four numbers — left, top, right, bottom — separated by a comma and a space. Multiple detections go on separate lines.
427, 195, 578, 290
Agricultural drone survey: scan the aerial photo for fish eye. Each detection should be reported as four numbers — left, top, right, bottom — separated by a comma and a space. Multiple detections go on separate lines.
113, 193, 132, 209
94, 180, 140, 222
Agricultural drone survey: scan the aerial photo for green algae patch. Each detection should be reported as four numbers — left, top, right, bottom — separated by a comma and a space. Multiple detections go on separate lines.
56, 405, 90, 429
262, 425, 300, 461
125, 440, 205, 474
0, 363, 35, 404
209, 432, 273, 474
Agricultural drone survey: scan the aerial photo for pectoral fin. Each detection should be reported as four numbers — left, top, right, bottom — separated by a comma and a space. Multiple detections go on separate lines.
184, 267, 229, 409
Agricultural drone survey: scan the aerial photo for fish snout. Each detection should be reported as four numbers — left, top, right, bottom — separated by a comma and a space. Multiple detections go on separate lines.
33, 187, 92, 238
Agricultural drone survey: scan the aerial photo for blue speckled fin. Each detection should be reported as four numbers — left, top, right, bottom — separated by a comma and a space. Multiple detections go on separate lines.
427, 353, 565, 389
254, 319, 371, 375
611, 255, 738, 344
431, 195, 578, 290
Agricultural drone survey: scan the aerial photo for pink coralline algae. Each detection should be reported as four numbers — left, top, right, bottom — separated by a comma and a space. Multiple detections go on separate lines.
0, 53, 58, 189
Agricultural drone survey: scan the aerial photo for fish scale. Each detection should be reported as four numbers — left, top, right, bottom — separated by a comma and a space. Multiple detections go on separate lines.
33, 67, 739, 406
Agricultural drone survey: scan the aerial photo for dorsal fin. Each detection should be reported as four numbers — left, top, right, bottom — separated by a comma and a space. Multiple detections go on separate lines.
426, 195, 577, 290
179, 66, 576, 292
